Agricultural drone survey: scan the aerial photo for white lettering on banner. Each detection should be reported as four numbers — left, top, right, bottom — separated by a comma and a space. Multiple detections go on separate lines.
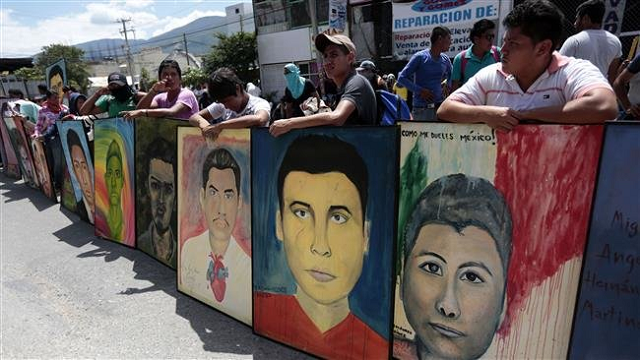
603, 0, 626, 35
392, 0, 500, 60
329, 0, 348, 31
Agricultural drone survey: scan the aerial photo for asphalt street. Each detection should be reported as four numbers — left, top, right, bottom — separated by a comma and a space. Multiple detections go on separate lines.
0, 174, 313, 359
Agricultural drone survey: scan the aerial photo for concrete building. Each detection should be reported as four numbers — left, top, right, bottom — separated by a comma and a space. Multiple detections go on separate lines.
226, 3, 255, 35
252, 1, 389, 102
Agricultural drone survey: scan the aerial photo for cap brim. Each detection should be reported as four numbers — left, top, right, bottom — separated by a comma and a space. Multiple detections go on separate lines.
109, 81, 126, 86
315, 33, 343, 53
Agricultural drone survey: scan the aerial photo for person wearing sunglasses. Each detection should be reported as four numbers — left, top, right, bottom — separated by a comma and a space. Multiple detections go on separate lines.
451, 19, 501, 92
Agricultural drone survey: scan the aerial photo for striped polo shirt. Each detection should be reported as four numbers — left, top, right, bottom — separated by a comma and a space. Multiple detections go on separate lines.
449, 52, 612, 110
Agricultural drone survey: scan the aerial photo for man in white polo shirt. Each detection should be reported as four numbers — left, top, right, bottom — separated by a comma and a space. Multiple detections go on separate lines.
437, 0, 618, 132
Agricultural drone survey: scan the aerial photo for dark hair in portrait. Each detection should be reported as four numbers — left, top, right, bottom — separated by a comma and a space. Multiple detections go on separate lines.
277, 135, 369, 219
107, 139, 123, 166
145, 137, 176, 192
201, 148, 241, 193
66, 129, 83, 154
48, 64, 65, 85
147, 137, 175, 171
403, 173, 513, 273
207, 67, 245, 102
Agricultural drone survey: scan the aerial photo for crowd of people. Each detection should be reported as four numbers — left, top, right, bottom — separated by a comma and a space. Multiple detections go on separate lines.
2, 0, 638, 193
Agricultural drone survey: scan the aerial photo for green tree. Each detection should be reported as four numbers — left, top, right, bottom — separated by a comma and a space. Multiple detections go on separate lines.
203, 32, 259, 85
140, 68, 151, 92
13, 67, 44, 81
34, 44, 90, 92
182, 67, 208, 88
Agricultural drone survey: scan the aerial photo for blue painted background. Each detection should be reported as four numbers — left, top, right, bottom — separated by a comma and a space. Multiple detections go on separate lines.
252, 127, 398, 339
569, 123, 639, 359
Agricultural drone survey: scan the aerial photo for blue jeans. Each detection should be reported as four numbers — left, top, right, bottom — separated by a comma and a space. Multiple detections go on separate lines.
412, 106, 436, 121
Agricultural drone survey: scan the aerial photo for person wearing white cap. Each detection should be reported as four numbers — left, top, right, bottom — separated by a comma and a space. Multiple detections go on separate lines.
269, 30, 376, 137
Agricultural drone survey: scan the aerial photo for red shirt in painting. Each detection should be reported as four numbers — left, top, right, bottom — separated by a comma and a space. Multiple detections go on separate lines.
254, 292, 388, 360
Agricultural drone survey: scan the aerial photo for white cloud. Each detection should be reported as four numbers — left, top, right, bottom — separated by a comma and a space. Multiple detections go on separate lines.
1, 2, 229, 57
150, 10, 226, 37
124, 0, 154, 9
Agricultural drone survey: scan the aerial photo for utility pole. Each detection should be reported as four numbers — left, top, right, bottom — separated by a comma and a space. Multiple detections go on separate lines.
117, 18, 136, 80
183, 33, 190, 67
308, 0, 324, 96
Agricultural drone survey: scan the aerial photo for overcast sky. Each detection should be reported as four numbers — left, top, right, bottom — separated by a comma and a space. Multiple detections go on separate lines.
1, 0, 249, 57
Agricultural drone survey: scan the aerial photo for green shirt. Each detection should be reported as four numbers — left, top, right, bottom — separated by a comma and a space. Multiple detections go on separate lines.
95, 94, 137, 118
452, 46, 501, 84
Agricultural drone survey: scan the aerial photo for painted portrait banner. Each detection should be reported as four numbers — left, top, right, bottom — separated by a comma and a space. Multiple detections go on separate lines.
252, 127, 398, 359
45, 59, 67, 103
94, 118, 135, 247
393, 122, 603, 360
2, 116, 37, 187
392, 0, 504, 59
569, 122, 640, 359
178, 127, 252, 325
58, 120, 95, 224
135, 117, 184, 269
30, 137, 57, 202
0, 117, 21, 178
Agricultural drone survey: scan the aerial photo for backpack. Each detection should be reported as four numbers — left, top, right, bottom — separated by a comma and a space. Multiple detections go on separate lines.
460, 46, 501, 81
376, 90, 411, 125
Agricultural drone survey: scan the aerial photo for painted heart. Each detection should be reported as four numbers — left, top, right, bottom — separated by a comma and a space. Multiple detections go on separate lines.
208, 254, 227, 302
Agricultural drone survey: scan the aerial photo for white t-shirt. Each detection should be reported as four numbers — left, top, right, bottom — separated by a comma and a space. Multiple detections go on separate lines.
206, 94, 271, 127
180, 232, 252, 325
559, 29, 622, 78
449, 52, 612, 111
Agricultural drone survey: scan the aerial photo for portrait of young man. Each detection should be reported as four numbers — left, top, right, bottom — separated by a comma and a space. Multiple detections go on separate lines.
180, 147, 251, 325
105, 140, 124, 239
138, 138, 177, 268
65, 128, 95, 224
396, 173, 512, 360
253, 132, 397, 360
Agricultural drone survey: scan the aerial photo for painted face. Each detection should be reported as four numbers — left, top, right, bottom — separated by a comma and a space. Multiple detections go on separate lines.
34, 144, 52, 196
105, 155, 123, 207
219, 88, 245, 114
200, 167, 239, 242
148, 158, 175, 234
500, 27, 540, 76
18, 146, 33, 179
402, 224, 506, 360
49, 74, 64, 102
323, 44, 353, 80
160, 66, 181, 91
71, 144, 94, 210
277, 171, 368, 305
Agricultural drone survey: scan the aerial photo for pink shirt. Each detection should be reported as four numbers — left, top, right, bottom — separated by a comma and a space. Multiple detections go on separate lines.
152, 88, 199, 120
449, 52, 612, 110
35, 104, 68, 137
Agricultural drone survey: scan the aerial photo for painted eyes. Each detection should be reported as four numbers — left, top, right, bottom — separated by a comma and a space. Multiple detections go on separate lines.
330, 213, 348, 224
419, 263, 485, 284
293, 209, 310, 219
460, 271, 484, 284
292, 209, 349, 224
420, 262, 443, 276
